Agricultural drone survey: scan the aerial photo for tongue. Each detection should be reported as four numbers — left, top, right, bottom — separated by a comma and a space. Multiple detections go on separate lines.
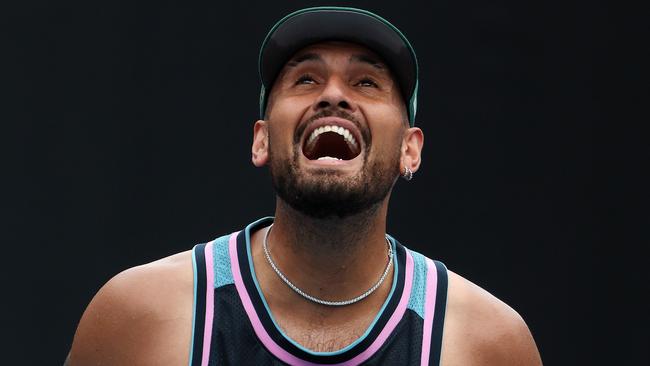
303, 131, 357, 160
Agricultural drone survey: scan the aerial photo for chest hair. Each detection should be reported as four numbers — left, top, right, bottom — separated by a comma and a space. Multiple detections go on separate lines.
278, 314, 373, 352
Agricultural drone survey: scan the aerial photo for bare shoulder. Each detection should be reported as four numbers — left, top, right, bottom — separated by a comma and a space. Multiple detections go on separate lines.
67, 250, 195, 366
441, 270, 543, 366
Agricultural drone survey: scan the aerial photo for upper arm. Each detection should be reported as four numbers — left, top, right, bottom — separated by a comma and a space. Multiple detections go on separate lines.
442, 270, 542, 366
67, 267, 158, 365
485, 304, 543, 365
67, 252, 194, 366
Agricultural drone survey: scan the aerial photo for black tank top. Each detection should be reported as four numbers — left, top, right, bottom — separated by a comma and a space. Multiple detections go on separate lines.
189, 217, 448, 365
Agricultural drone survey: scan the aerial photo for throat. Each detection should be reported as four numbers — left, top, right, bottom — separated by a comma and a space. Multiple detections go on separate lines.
274, 200, 380, 265
258, 202, 393, 306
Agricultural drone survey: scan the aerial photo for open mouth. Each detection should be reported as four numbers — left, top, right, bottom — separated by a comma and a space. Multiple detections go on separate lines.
302, 125, 361, 160
302, 125, 362, 161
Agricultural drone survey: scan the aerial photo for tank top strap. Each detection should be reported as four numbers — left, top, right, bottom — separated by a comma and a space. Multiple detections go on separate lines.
422, 259, 448, 366
190, 237, 226, 366
189, 242, 208, 366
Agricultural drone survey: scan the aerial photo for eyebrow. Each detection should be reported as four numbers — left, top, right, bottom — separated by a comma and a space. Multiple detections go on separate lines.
285, 53, 323, 67
285, 52, 387, 70
350, 54, 386, 70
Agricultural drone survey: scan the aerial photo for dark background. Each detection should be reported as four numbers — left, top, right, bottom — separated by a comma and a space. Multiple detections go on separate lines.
3, 0, 642, 364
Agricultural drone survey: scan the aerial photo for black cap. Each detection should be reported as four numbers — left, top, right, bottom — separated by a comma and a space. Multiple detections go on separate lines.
258, 7, 419, 126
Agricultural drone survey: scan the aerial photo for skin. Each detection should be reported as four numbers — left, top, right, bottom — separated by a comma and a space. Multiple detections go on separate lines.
66, 42, 542, 365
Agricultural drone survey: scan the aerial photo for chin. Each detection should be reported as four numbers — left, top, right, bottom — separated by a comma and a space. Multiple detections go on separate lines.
271, 157, 396, 220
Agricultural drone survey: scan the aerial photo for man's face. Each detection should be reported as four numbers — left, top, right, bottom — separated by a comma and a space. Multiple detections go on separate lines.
261, 42, 408, 218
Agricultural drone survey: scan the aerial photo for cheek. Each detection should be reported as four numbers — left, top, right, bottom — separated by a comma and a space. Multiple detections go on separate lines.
267, 121, 303, 163
267, 96, 313, 151
364, 106, 406, 148
361, 94, 406, 123
267, 93, 313, 122
267, 127, 294, 159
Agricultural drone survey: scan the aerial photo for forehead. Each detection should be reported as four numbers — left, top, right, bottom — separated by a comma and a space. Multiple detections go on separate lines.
282, 41, 391, 71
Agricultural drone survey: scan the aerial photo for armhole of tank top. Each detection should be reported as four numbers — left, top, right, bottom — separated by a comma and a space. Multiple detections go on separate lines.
189, 243, 207, 366
429, 260, 448, 366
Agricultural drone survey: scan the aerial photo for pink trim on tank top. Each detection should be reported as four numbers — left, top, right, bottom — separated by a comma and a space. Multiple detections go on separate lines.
340, 250, 414, 366
200, 240, 215, 366
229, 231, 415, 365
420, 258, 439, 366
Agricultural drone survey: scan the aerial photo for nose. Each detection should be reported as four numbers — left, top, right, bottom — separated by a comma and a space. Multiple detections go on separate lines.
313, 76, 357, 112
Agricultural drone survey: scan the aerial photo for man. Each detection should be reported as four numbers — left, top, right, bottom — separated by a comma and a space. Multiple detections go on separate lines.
67, 7, 542, 365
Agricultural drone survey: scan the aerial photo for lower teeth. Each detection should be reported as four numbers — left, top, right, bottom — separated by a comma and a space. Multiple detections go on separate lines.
317, 156, 341, 161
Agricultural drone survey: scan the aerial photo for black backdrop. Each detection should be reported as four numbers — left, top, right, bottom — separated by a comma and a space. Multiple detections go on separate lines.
4, 0, 634, 364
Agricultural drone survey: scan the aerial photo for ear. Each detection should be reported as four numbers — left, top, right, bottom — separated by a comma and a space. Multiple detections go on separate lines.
400, 127, 424, 174
252, 120, 269, 167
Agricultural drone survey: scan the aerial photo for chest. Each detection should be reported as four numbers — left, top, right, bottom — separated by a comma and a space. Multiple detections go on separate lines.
275, 314, 372, 352
205, 286, 432, 365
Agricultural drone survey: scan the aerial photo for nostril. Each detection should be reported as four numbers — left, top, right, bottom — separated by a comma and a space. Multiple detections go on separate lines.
338, 101, 350, 109
317, 101, 330, 109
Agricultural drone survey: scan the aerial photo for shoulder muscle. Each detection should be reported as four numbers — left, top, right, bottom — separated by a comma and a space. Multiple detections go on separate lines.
442, 270, 542, 366
67, 251, 194, 366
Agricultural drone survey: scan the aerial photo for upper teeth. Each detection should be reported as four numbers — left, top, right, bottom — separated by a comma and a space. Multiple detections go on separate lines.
307, 125, 357, 146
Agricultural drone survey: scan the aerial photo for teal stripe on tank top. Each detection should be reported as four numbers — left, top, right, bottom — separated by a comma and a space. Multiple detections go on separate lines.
214, 234, 235, 288
406, 249, 428, 319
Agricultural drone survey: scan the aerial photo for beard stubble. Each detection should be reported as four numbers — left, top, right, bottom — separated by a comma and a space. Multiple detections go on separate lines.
268, 111, 401, 219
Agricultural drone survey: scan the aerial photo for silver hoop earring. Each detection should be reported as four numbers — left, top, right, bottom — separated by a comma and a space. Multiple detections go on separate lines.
402, 166, 413, 181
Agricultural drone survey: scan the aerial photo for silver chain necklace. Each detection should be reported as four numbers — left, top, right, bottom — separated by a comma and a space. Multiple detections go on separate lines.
262, 224, 393, 306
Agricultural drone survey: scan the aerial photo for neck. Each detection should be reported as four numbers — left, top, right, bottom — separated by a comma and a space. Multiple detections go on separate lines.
265, 198, 391, 301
